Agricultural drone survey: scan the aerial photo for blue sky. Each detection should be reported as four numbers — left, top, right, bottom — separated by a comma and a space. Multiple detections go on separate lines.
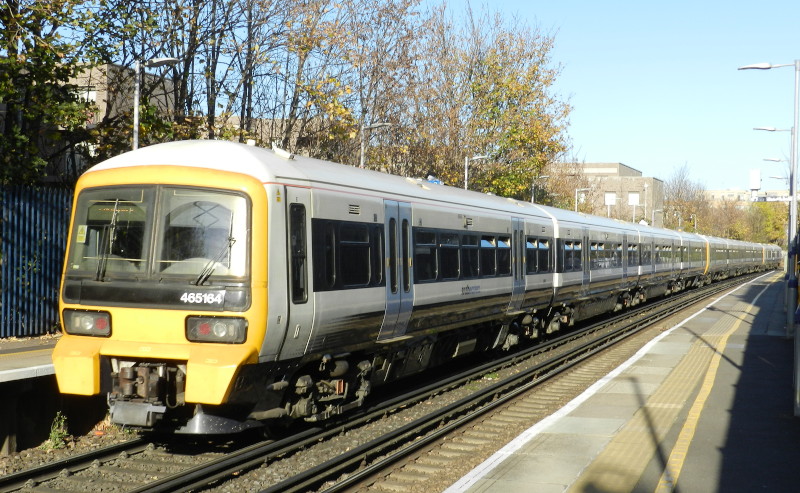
444, 1, 800, 190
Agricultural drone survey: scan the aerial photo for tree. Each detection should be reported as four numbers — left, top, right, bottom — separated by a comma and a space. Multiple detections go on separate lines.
0, 0, 101, 184
663, 163, 709, 231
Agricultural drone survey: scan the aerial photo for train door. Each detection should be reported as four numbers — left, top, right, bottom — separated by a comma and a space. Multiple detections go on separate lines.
378, 200, 413, 341
279, 187, 316, 358
508, 218, 525, 313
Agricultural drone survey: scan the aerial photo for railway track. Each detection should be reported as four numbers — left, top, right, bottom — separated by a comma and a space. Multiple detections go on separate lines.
0, 273, 765, 493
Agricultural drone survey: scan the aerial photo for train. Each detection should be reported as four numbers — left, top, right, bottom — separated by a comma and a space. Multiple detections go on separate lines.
52, 140, 783, 434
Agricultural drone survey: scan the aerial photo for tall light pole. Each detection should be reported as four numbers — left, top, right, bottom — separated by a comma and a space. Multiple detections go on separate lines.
359, 122, 391, 168
464, 155, 489, 190
652, 208, 662, 227
740, 59, 800, 417
531, 175, 549, 203
133, 57, 181, 150
643, 182, 649, 220
574, 188, 591, 212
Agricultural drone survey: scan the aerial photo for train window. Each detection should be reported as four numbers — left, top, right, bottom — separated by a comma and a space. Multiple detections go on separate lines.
372, 226, 384, 285
526, 238, 538, 274
322, 222, 336, 289
389, 219, 398, 293
641, 243, 652, 265
538, 239, 551, 273
439, 232, 460, 280
590, 242, 603, 270
414, 229, 437, 282
481, 236, 496, 276
157, 190, 249, 280
563, 240, 583, 272
563, 241, 574, 271
311, 219, 385, 292
402, 220, 411, 292
289, 203, 308, 303
613, 244, 623, 268
340, 223, 371, 287
67, 187, 152, 278
628, 244, 639, 267
497, 237, 511, 275
462, 234, 480, 278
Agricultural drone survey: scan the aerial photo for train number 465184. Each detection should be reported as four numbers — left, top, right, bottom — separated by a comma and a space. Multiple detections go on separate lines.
180, 292, 224, 304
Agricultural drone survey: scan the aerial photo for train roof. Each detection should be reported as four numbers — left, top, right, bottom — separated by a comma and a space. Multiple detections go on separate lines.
87, 140, 775, 250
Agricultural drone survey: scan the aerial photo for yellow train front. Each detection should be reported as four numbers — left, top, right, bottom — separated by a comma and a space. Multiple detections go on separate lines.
53, 142, 274, 433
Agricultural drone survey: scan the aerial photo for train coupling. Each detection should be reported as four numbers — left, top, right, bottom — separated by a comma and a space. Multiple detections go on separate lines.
109, 399, 166, 428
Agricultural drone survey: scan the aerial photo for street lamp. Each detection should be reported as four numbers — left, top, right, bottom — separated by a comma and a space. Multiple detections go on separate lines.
531, 175, 549, 203
133, 57, 181, 150
464, 155, 489, 190
359, 122, 391, 168
689, 213, 697, 231
574, 188, 591, 212
643, 182, 649, 219
739, 60, 800, 352
652, 208, 662, 226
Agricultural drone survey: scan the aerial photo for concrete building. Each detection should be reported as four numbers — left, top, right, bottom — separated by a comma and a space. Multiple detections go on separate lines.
577, 162, 665, 227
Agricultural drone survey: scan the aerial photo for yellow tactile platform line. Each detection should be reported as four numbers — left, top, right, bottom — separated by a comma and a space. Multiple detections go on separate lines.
568, 280, 770, 493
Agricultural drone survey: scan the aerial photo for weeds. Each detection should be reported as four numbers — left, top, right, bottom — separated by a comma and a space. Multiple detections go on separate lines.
40, 411, 70, 450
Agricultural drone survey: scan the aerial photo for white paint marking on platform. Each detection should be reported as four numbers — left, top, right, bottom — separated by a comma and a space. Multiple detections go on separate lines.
444, 272, 773, 493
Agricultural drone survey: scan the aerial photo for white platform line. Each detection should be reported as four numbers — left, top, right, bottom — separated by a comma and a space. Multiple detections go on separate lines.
444, 272, 772, 492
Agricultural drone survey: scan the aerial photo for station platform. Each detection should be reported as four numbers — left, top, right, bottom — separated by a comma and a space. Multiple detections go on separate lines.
0, 335, 57, 383
446, 272, 800, 493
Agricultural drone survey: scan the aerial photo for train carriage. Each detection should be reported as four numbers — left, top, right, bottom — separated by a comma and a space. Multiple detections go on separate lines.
52, 140, 781, 434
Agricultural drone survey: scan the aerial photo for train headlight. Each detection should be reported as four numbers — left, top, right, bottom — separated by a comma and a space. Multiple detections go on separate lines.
63, 310, 111, 337
186, 316, 247, 343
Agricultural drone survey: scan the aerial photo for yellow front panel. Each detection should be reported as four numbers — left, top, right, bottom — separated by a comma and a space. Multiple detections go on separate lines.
56, 164, 271, 405
52, 336, 104, 395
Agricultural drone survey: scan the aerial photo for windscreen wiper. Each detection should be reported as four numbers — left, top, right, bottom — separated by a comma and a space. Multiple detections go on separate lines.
194, 236, 236, 286
95, 199, 120, 281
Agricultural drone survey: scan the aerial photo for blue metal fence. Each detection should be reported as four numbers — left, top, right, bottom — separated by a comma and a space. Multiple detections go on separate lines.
1, 186, 72, 338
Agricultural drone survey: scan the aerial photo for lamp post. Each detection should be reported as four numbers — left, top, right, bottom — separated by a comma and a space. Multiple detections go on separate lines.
574, 188, 591, 212
531, 175, 549, 203
133, 57, 181, 150
689, 213, 697, 231
643, 182, 649, 219
742, 60, 800, 417
652, 208, 662, 227
740, 61, 799, 348
464, 155, 489, 190
359, 122, 391, 168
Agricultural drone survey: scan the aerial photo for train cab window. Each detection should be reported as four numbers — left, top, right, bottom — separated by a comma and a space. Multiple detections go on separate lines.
481, 236, 496, 276
497, 236, 512, 275
526, 238, 538, 274
289, 203, 308, 303
439, 232, 460, 280
538, 239, 551, 273
628, 244, 639, 267
157, 188, 250, 281
414, 229, 437, 282
462, 234, 480, 278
